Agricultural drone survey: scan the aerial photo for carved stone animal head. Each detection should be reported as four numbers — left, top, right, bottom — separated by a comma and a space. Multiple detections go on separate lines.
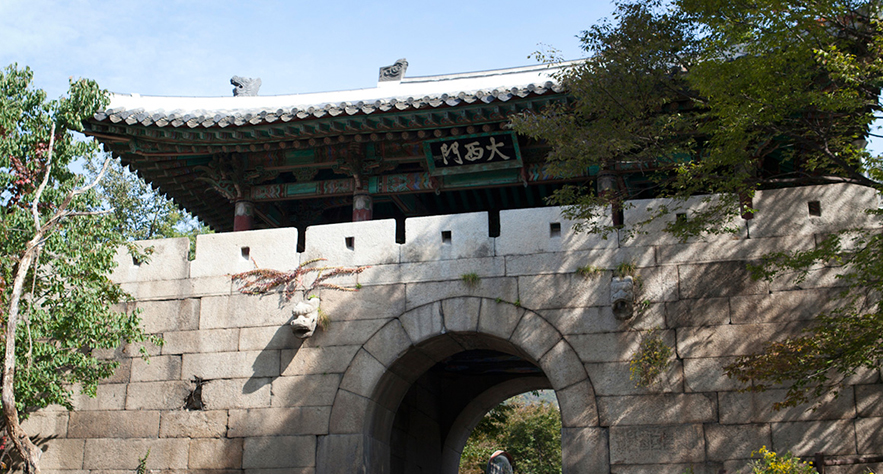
611, 276, 635, 320
290, 298, 321, 339
231, 76, 262, 96
378, 58, 409, 82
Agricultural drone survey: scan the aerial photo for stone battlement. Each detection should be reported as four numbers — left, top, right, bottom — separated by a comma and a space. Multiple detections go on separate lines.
114, 183, 880, 285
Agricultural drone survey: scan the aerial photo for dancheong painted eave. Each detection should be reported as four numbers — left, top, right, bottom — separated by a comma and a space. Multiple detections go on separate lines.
92, 62, 573, 129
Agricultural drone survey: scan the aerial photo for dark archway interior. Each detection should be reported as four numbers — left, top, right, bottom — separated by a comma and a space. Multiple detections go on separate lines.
388, 349, 548, 474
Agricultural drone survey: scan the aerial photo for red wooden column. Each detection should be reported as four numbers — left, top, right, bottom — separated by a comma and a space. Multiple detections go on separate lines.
352, 190, 373, 222
234, 200, 255, 231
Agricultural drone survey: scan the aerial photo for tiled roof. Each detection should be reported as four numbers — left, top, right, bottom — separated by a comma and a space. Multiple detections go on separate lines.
93, 62, 572, 129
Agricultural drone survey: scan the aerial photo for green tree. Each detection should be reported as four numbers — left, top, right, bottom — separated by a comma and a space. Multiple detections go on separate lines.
84, 155, 208, 241
0, 64, 155, 473
460, 397, 562, 474
512, 0, 883, 408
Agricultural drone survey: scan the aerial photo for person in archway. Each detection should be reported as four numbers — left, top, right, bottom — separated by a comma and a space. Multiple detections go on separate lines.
487, 450, 514, 474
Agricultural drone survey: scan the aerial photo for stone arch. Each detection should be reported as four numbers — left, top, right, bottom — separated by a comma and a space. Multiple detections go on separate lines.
318, 296, 608, 474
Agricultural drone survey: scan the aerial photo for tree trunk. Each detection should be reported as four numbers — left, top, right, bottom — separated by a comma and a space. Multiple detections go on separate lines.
3, 238, 43, 474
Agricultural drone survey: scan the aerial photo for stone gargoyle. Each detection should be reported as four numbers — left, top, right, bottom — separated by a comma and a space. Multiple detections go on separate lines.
611, 276, 635, 320
231, 76, 261, 96
290, 297, 321, 339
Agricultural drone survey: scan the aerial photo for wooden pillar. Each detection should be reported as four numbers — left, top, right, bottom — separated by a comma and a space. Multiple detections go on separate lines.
353, 190, 373, 222
234, 200, 255, 231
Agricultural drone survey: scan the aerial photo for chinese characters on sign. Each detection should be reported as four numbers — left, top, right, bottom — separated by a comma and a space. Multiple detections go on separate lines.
425, 132, 522, 175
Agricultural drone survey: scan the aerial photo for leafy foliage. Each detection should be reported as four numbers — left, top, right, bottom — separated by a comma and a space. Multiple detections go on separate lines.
1, 64, 156, 472
84, 155, 208, 242
629, 327, 673, 388
512, 0, 883, 407
460, 396, 562, 474
747, 447, 817, 474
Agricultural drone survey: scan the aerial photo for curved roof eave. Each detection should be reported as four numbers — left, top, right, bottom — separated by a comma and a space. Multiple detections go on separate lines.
93, 61, 576, 128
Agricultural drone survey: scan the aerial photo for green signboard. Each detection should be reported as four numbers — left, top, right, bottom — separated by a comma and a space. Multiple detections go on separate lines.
424, 131, 522, 176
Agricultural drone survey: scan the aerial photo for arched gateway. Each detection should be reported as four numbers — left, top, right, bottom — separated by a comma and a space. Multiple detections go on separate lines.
29, 60, 878, 474
317, 297, 606, 474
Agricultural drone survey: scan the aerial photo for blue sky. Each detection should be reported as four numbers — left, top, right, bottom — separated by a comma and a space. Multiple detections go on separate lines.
0, 0, 615, 99
1, 0, 879, 155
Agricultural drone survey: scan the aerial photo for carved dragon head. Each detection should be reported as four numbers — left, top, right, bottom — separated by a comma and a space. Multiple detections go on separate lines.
231, 76, 262, 96
290, 297, 322, 339
611, 276, 635, 320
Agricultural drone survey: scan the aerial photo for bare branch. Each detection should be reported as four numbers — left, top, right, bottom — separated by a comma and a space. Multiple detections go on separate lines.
31, 123, 55, 229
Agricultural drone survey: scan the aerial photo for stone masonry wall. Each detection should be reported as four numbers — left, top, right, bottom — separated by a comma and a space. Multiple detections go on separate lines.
21, 183, 883, 474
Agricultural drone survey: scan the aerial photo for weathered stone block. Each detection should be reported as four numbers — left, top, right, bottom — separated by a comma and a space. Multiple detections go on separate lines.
38, 439, 86, 470
339, 349, 387, 398
136, 298, 199, 333
477, 299, 524, 341
621, 194, 747, 248
189, 438, 243, 469
307, 319, 387, 347
242, 436, 317, 468
363, 320, 411, 369
200, 293, 291, 330
665, 298, 730, 327
68, 410, 160, 438
316, 434, 364, 474
609, 424, 706, 465
570, 330, 675, 363
368, 257, 505, 286
21, 411, 68, 437
771, 420, 856, 456
182, 350, 280, 380
730, 288, 843, 324
498, 206, 617, 255
556, 380, 599, 428
705, 424, 770, 461
507, 247, 656, 277
678, 261, 767, 299
228, 407, 330, 437
281, 345, 360, 376
329, 389, 371, 434
190, 228, 299, 278
562, 427, 609, 474
585, 360, 683, 396
399, 302, 442, 345
543, 304, 664, 335
201, 377, 272, 409
683, 357, 741, 392
770, 264, 851, 292
131, 354, 182, 382
856, 417, 883, 454
272, 374, 340, 407
162, 328, 239, 354
302, 218, 398, 266
318, 283, 405, 322
539, 339, 588, 390
720, 389, 855, 423
518, 273, 608, 309
856, 384, 883, 417
112, 237, 190, 283
238, 325, 301, 351
598, 393, 716, 426
401, 212, 493, 262
84, 438, 190, 470
70, 383, 127, 411
442, 296, 481, 333
405, 277, 516, 310
126, 380, 191, 410
510, 311, 561, 361
750, 184, 880, 239
656, 235, 812, 265
677, 323, 808, 359
638, 266, 679, 303
160, 410, 228, 438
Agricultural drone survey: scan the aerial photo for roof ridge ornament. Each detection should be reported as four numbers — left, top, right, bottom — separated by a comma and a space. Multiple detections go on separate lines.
231, 76, 262, 96
378, 58, 408, 85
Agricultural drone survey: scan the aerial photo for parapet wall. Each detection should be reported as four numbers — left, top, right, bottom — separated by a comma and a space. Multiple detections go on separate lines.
113, 183, 881, 284
26, 183, 883, 474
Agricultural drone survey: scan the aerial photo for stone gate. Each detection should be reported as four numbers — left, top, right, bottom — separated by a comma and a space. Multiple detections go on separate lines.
21, 183, 883, 474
